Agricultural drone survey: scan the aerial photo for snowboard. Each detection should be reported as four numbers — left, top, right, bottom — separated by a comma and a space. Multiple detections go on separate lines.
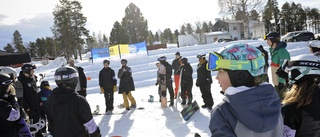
180, 101, 199, 121
175, 68, 183, 108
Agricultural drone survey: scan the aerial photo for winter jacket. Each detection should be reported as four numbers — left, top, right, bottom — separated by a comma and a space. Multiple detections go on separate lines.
282, 87, 320, 137
47, 87, 101, 137
99, 67, 117, 89
0, 94, 20, 137
18, 71, 39, 111
74, 66, 87, 92
209, 83, 283, 137
196, 60, 212, 86
172, 56, 182, 75
162, 61, 173, 81
269, 42, 290, 85
38, 88, 52, 113
180, 63, 193, 86
118, 66, 135, 94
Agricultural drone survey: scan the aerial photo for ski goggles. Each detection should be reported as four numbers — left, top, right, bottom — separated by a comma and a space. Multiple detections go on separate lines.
207, 52, 265, 71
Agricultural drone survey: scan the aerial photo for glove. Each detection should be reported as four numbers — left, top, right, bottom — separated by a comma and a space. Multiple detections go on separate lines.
155, 82, 158, 86
100, 87, 104, 94
113, 86, 117, 92
196, 81, 199, 87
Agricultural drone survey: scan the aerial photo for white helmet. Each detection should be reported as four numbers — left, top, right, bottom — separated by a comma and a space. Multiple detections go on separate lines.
282, 54, 320, 84
307, 40, 320, 48
0, 67, 17, 79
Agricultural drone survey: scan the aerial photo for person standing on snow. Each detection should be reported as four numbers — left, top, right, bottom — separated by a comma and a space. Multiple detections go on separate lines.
179, 57, 193, 105
68, 58, 87, 97
158, 56, 174, 106
38, 81, 52, 133
99, 60, 117, 114
118, 59, 137, 110
172, 52, 182, 98
18, 64, 43, 137
266, 32, 290, 100
196, 54, 214, 110
208, 43, 283, 136
47, 66, 101, 137
277, 54, 320, 137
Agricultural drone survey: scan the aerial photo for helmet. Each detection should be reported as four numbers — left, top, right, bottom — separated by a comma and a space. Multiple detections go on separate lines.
54, 66, 78, 90
281, 54, 320, 85
40, 80, 50, 89
180, 58, 188, 64
0, 73, 13, 97
21, 64, 36, 74
307, 40, 320, 48
197, 53, 206, 59
121, 59, 128, 65
175, 52, 180, 56
0, 67, 17, 79
218, 43, 265, 86
265, 32, 280, 43
157, 56, 166, 61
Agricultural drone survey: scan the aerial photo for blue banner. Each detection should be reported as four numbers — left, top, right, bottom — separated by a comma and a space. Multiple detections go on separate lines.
91, 47, 110, 59
129, 41, 147, 54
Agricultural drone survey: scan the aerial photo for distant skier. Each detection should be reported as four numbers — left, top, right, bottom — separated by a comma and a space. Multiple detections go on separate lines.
118, 59, 137, 110
158, 56, 174, 106
99, 60, 117, 114
266, 32, 290, 100
68, 58, 87, 97
47, 66, 101, 137
179, 58, 193, 105
196, 54, 213, 110
172, 52, 182, 98
209, 43, 283, 136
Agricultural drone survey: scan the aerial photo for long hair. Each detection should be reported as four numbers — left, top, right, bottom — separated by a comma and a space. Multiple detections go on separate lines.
282, 77, 317, 108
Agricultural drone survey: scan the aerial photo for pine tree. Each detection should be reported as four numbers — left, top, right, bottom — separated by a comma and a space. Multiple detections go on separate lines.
109, 21, 128, 46
180, 25, 186, 35
12, 30, 25, 53
3, 43, 15, 53
147, 30, 154, 46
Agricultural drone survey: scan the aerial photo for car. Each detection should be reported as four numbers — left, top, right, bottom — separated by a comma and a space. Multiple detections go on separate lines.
281, 31, 303, 42
288, 32, 315, 42
215, 38, 234, 43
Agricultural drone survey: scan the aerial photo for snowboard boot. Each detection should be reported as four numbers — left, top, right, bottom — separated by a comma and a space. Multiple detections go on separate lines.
187, 98, 193, 105
169, 99, 174, 106
181, 99, 186, 105
201, 104, 209, 108
148, 95, 154, 102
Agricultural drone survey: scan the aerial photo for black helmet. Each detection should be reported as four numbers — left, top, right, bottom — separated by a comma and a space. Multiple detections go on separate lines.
180, 58, 188, 64
21, 63, 36, 74
265, 32, 280, 43
40, 80, 50, 89
157, 56, 166, 61
121, 59, 128, 65
175, 52, 180, 56
197, 53, 206, 59
0, 73, 13, 97
54, 66, 78, 90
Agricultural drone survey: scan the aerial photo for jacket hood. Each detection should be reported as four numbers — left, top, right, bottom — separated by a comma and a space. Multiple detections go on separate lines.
49, 87, 79, 105
274, 41, 287, 51
224, 84, 281, 133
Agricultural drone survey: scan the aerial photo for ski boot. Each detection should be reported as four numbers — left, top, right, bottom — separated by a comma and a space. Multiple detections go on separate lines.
148, 95, 154, 102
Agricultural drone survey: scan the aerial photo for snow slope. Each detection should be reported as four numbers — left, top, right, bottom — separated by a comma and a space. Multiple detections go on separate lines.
33, 40, 311, 137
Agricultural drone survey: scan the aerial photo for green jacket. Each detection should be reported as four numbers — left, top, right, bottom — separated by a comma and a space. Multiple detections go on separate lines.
269, 42, 290, 84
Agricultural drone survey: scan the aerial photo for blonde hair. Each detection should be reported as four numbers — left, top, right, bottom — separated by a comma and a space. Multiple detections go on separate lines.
42, 85, 51, 90
282, 79, 315, 108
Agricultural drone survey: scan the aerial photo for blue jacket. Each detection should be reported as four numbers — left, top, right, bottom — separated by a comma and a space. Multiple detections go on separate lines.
209, 83, 283, 137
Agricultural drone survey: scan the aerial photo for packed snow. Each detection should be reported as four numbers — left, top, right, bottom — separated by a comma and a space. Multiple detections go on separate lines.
26, 40, 311, 137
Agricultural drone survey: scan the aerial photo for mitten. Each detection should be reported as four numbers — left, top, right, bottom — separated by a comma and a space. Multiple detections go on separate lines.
100, 87, 104, 94
113, 86, 117, 92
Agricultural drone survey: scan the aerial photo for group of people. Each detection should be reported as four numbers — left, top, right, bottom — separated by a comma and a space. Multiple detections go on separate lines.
208, 31, 320, 137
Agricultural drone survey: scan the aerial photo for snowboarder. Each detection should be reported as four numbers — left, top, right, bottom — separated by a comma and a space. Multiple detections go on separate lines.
99, 60, 117, 114
277, 54, 320, 137
179, 57, 193, 105
18, 64, 43, 137
157, 56, 167, 107
38, 80, 52, 133
266, 32, 290, 100
196, 54, 213, 110
68, 58, 87, 97
118, 59, 137, 110
172, 52, 182, 98
0, 73, 32, 137
159, 56, 174, 106
47, 66, 101, 137
208, 43, 283, 136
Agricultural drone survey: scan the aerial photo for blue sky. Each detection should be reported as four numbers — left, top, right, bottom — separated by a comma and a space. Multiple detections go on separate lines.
0, 0, 319, 49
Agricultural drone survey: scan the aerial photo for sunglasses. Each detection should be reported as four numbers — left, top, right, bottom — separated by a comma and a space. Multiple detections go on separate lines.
207, 52, 265, 71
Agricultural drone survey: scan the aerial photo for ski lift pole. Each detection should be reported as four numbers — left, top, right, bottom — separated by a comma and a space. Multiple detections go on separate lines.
118, 44, 122, 59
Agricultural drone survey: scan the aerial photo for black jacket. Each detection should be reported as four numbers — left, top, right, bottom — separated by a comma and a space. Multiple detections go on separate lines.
76, 66, 87, 90
282, 87, 320, 137
180, 63, 193, 85
172, 57, 182, 75
162, 61, 173, 81
118, 66, 135, 93
47, 87, 101, 137
99, 67, 117, 89
0, 95, 20, 137
18, 71, 39, 111
196, 60, 212, 85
